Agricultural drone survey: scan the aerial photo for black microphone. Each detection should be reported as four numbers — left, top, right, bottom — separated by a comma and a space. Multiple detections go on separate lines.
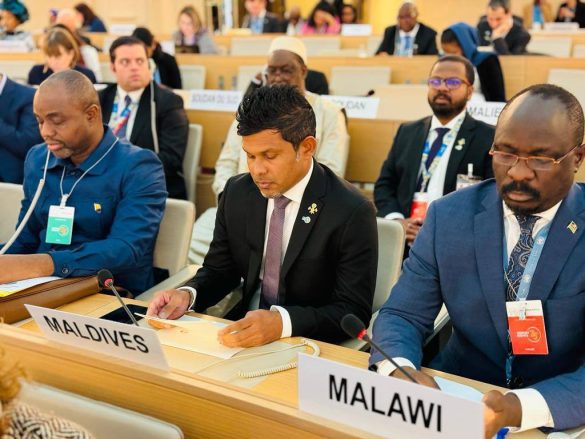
341, 314, 418, 384
97, 269, 139, 326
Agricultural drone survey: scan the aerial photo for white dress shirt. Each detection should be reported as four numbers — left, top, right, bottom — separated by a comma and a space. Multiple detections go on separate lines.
385, 109, 467, 220
0, 73, 7, 95
108, 86, 145, 139
397, 24, 420, 56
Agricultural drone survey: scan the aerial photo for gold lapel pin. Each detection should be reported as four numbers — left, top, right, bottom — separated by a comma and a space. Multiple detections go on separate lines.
94, 203, 102, 213
308, 203, 318, 214
567, 221, 578, 234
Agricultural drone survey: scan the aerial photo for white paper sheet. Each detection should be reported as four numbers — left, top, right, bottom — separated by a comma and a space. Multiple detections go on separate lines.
435, 376, 484, 402
0, 276, 61, 297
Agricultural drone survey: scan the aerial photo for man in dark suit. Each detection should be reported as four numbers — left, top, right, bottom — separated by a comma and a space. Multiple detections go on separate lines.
371, 84, 585, 436
376, 2, 438, 56
374, 55, 494, 247
0, 73, 42, 183
241, 0, 282, 33
477, 0, 531, 54
99, 36, 189, 199
148, 85, 377, 347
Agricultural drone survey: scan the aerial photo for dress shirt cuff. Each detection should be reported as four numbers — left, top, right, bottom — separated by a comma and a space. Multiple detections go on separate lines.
384, 212, 405, 220
270, 305, 292, 338
48, 251, 73, 277
376, 358, 416, 376
506, 388, 554, 431
177, 286, 197, 312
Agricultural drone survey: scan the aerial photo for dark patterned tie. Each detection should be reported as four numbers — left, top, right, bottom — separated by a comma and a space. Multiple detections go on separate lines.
260, 196, 291, 308
505, 214, 539, 301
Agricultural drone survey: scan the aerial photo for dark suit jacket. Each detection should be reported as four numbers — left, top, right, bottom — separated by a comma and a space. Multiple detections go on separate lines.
152, 45, 182, 89
186, 161, 378, 343
374, 113, 495, 217
477, 55, 506, 102
0, 78, 42, 184
477, 16, 531, 54
555, 1, 585, 27
376, 22, 438, 55
372, 181, 585, 430
99, 83, 189, 199
27, 64, 97, 86
242, 12, 283, 33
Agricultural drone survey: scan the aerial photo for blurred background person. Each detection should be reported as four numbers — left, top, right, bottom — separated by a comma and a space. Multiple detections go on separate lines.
301, 1, 340, 34
441, 22, 505, 102
283, 5, 304, 35
28, 26, 96, 85
340, 4, 358, 24
74, 2, 107, 33
523, 0, 553, 29
0, 0, 34, 50
241, 0, 281, 33
133, 26, 182, 89
555, 0, 585, 27
173, 5, 217, 54
477, 0, 531, 55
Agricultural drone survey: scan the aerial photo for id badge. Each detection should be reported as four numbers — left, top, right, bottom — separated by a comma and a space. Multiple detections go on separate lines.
455, 174, 482, 190
46, 205, 75, 245
506, 300, 549, 355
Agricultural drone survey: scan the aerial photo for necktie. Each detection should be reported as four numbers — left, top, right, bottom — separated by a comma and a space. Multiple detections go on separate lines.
260, 196, 291, 308
505, 214, 539, 301
416, 127, 450, 191
402, 35, 412, 55
113, 95, 133, 139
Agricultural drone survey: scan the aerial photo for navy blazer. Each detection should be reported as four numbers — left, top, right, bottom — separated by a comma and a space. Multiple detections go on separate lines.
372, 180, 585, 430
0, 77, 42, 183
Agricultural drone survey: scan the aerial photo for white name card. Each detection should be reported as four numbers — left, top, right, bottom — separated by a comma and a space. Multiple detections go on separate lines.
321, 95, 380, 119
109, 23, 137, 35
467, 101, 505, 126
0, 40, 31, 52
188, 90, 243, 112
298, 355, 483, 439
341, 24, 373, 36
26, 305, 169, 371
543, 22, 580, 32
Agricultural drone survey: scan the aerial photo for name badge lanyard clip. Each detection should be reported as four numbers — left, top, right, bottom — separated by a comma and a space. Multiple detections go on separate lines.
503, 223, 551, 385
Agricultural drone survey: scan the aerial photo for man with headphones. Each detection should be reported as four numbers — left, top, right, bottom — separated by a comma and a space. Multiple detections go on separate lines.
98, 36, 189, 200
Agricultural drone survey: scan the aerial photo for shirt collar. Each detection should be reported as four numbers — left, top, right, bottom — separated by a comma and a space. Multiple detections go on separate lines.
502, 199, 562, 223
0, 73, 8, 96
282, 159, 314, 204
116, 85, 145, 105
45, 126, 119, 175
399, 23, 419, 38
430, 109, 467, 131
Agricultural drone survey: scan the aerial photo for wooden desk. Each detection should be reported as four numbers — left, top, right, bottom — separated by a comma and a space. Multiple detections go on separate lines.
1, 295, 554, 438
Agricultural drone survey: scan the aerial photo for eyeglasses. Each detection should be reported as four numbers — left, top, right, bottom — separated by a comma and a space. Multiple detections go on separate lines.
489, 144, 583, 171
427, 77, 470, 90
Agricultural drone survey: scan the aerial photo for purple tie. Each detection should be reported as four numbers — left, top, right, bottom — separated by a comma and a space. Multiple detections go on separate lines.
261, 196, 291, 307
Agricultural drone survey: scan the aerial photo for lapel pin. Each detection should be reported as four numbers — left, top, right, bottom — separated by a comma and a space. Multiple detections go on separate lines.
308, 203, 318, 214
455, 138, 465, 151
567, 221, 578, 234
302, 216, 311, 224
93, 203, 102, 213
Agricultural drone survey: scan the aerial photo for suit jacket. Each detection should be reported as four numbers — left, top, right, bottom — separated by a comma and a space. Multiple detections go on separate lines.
555, 2, 585, 27
242, 12, 283, 33
186, 161, 378, 343
152, 45, 182, 89
374, 113, 495, 218
476, 55, 506, 102
477, 16, 531, 54
371, 180, 585, 430
376, 22, 438, 55
99, 83, 189, 199
0, 78, 42, 184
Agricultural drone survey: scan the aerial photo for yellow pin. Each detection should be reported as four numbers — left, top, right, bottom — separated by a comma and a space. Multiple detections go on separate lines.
308, 203, 318, 214
94, 203, 102, 213
567, 221, 578, 234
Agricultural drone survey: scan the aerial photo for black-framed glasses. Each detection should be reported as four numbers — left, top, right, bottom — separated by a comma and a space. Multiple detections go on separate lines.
489, 144, 584, 171
427, 77, 470, 90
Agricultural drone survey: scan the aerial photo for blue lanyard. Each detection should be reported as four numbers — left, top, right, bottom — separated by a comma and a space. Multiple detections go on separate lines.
419, 140, 448, 191
110, 96, 132, 126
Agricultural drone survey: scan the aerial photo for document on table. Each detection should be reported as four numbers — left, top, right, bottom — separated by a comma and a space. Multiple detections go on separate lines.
435, 376, 484, 402
136, 313, 244, 359
0, 276, 61, 297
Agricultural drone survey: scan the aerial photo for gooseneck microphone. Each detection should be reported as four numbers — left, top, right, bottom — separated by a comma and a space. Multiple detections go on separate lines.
97, 269, 139, 326
341, 314, 418, 384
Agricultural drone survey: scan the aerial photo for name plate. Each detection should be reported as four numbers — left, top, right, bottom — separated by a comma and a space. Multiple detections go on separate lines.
542, 22, 580, 32
298, 355, 483, 439
341, 24, 373, 36
26, 305, 169, 371
0, 40, 30, 52
188, 90, 243, 112
467, 101, 505, 126
109, 23, 137, 35
321, 95, 380, 119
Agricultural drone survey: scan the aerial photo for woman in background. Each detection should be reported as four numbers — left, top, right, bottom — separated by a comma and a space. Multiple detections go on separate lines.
0, 0, 34, 50
173, 5, 217, 54
301, 1, 341, 34
441, 22, 505, 102
28, 26, 96, 85
74, 3, 107, 33
340, 4, 358, 24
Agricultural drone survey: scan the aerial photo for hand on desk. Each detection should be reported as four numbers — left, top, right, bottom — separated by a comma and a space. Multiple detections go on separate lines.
390, 366, 440, 389
217, 310, 283, 348
483, 390, 521, 439
147, 289, 190, 320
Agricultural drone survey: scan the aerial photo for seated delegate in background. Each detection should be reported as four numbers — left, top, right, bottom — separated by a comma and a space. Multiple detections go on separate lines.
376, 1, 438, 56
371, 84, 585, 437
74, 2, 107, 33
0, 0, 34, 50
477, 0, 531, 55
241, 0, 282, 34
173, 5, 217, 54
1, 71, 167, 294
0, 72, 42, 184
28, 26, 97, 86
340, 4, 358, 24
555, 0, 585, 27
283, 5, 304, 35
441, 22, 506, 102
522, 0, 554, 29
300, 1, 341, 35
133, 26, 182, 89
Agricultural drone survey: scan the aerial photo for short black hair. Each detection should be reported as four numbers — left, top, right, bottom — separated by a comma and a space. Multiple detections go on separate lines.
236, 85, 316, 151
488, 0, 510, 12
440, 28, 458, 45
308, 1, 338, 28
109, 36, 147, 63
132, 27, 154, 47
432, 54, 475, 85
503, 84, 585, 147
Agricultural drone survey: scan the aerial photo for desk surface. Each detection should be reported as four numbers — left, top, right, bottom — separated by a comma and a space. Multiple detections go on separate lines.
1, 294, 556, 438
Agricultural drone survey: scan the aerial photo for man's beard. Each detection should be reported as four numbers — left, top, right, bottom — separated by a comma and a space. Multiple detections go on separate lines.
429, 94, 467, 120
